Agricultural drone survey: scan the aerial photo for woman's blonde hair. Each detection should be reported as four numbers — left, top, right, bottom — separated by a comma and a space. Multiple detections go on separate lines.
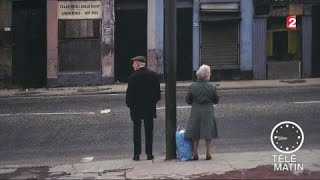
196, 64, 211, 80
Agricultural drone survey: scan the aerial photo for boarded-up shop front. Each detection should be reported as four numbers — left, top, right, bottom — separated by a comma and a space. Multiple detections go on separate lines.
253, 1, 315, 80
266, 3, 304, 79
266, 16, 302, 79
57, 0, 102, 86
200, 2, 240, 75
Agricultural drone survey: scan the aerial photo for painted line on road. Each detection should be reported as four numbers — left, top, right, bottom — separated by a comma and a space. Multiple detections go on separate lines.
156, 105, 217, 110
100, 109, 111, 114
81, 157, 94, 163
177, 106, 192, 109
157, 106, 191, 110
294, 101, 320, 104
0, 112, 95, 116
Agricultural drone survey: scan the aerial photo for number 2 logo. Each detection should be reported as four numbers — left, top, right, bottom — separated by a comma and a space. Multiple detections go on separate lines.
287, 16, 297, 30
288, 18, 296, 28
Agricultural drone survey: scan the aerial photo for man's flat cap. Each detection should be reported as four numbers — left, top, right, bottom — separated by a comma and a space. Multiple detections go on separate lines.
131, 56, 146, 63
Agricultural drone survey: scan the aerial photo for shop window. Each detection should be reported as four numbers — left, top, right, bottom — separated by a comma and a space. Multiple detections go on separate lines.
267, 17, 301, 61
58, 19, 101, 72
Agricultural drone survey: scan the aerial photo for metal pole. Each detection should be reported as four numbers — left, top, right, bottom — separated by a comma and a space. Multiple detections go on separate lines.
165, 0, 177, 160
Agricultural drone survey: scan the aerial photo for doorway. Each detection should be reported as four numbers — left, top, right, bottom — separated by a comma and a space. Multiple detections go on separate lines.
114, 9, 147, 83
177, 8, 193, 81
12, 0, 47, 88
266, 17, 301, 79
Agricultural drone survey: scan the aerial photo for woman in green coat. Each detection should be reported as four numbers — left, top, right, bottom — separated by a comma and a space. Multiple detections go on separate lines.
185, 64, 219, 160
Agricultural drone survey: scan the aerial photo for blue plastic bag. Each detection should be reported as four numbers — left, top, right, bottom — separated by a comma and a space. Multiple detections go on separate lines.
176, 126, 193, 161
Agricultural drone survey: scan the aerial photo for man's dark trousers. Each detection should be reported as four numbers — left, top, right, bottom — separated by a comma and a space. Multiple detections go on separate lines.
133, 117, 153, 155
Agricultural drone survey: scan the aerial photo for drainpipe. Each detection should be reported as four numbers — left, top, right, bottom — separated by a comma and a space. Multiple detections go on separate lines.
240, 0, 253, 71
192, 0, 200, 81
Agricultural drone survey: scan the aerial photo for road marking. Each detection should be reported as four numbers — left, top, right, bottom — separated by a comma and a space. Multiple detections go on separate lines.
109, 94, 120, 96
294, 101, 320, 104
0, 112, 95, 116
157, 106, 191, 110
81, 157, 94, 163
177, 106, 191, 109
156, 105, 217, 110
100, 109, 111, 114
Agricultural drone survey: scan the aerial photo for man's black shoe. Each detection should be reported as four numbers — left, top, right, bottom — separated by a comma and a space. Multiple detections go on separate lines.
147, 154, 154, 160
133, 155, 140, 161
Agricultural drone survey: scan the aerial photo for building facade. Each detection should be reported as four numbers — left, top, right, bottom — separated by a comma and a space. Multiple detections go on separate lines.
0, 0, 319, 88
253, 0, 320, 80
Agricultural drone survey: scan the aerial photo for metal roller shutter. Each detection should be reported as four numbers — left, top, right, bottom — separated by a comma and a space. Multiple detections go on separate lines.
200, 21, 239, 68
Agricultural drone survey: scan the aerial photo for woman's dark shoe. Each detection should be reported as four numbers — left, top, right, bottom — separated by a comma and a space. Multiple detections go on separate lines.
193, 154, 199, 161
133, 155, 140, 161
206, 154, 212, 160
147, 154, 154, 160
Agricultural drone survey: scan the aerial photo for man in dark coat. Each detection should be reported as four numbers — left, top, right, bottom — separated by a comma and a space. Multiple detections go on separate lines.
126, 56, 161, 161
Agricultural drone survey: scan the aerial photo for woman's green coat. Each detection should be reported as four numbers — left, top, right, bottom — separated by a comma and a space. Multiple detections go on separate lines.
185, 80, 219, 140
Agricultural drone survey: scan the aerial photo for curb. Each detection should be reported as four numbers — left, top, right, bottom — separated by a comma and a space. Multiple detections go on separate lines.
0, 84, 320, 99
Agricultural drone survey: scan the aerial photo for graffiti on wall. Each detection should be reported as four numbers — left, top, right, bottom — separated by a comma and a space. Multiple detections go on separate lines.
148, 49, 163, 76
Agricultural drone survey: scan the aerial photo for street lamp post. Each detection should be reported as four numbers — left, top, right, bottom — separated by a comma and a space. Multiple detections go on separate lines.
165, 0, 177, 160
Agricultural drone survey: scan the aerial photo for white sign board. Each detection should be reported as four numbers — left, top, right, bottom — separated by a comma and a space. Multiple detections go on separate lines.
58, 1, 102, 19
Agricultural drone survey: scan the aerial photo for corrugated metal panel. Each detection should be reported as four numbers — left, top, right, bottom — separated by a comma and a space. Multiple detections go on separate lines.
302, 16, 312, 78
253, 17, 267, 80
200, 21, 239, 68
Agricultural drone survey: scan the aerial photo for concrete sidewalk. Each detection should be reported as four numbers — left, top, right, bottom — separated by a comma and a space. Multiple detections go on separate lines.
0, 78, 320, 98
50, 150, 320, 179
1, 150, 319, 179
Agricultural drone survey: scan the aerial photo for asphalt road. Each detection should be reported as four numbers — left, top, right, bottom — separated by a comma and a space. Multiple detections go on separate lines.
0, 86, 319, 166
